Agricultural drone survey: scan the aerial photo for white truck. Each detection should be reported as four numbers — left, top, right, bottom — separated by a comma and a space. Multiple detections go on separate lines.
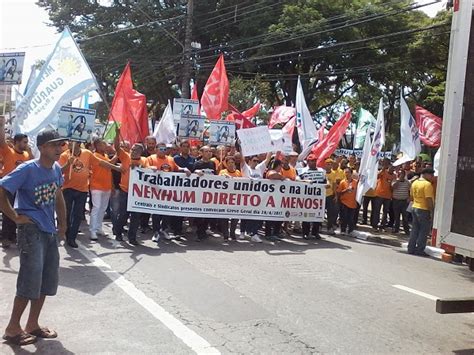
433, 0, 474, 272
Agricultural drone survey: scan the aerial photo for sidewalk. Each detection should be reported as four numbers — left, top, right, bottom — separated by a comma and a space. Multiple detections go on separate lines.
348, 224, 446, 259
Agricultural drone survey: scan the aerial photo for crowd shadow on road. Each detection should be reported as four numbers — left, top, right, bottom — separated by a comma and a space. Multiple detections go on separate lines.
1, 339, 74, 355
79, 229, 353, 258
49, 230, 354, 297
453, 349, 474, 355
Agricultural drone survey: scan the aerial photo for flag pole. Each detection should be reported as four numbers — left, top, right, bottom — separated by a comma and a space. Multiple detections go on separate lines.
69, 141, 76, 180
2, 85, 9, 116
94, 86, 124, 142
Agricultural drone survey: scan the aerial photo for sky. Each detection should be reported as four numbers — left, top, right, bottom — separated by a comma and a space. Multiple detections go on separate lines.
0, 0, 447, 93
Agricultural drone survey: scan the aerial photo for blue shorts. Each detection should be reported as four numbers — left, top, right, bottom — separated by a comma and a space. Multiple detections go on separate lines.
16, 224, 60, 300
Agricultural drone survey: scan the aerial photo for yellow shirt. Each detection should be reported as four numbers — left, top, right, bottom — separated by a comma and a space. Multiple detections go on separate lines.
411, 178, 434, 210
325, 170, 337, 197
332, 168, 345, 183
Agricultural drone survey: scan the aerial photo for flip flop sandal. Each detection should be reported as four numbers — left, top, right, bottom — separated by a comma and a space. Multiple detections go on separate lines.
2, 332, 37, 346
29, 327, 58, 339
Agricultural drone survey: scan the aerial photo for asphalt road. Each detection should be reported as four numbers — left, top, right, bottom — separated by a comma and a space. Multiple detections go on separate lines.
1, 220, 473, 354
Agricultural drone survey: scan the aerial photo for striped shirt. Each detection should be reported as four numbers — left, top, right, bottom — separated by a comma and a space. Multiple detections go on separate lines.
391, 179, 411, 200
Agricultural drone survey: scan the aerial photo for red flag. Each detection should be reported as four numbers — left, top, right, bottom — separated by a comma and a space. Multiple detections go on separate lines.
227, 104, 255, 129
191, 82, 201, 115
415, 105, 442, 147
311, 109, 352, 165
318, 122, 326, 141
108, 63, 149, 144
201, 54, 229, 120
191, 83, 199, 101
282, 116, 296, 138
268, 105, 296, 128
242, 101, 261, 118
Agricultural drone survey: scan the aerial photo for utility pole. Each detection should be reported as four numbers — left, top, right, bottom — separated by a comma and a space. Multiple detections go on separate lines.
181, 0, 193, 99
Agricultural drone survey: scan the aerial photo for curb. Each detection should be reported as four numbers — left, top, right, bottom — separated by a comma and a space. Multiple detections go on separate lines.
350, 231, 445, 260
350, 230, 404, 247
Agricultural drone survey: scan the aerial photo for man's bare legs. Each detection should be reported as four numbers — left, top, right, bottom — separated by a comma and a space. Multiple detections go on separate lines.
4, 296, 29, 336
5, 295, 46, 336
25, 295, 46, 333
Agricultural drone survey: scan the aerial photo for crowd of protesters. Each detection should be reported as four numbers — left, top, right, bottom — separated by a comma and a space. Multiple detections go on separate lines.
0, 119, 436, 258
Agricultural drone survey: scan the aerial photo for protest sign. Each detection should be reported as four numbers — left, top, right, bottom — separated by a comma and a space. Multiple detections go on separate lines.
57, 106, 96, 141
237, 126, 274, 157
209, 121, 236, 145
128, 169, 326, 222
178, 114, 206, 139
335, 148, 392, 160
173, 98, 199, 123
94, 123, 107, 137
269, 129, 293, 155
0, 52, 25, 84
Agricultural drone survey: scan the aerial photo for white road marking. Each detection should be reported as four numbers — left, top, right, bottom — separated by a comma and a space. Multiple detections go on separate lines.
392, 285, 439, 301
77, 243, 221, 355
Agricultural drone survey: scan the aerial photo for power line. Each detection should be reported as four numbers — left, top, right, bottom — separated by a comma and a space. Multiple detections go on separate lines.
193, 0, 417, 54
198, 22, 449, 69
77, 13, 185, 43
196, 0, 442, 63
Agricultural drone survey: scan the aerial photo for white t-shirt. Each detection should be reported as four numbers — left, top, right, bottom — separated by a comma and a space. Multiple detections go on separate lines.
242, 161, 266, 179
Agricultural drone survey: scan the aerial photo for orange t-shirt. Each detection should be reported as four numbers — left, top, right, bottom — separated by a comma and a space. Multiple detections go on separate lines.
219, 169, 242, 177
281, 166, 296, 181
59, 149, 99, 192
90, 152, 112, 191
375, 170, 395, 199
0, 145, 30, 177
147, 154, 178, 172
337, 178, 358, 209
119, 150, 149, 192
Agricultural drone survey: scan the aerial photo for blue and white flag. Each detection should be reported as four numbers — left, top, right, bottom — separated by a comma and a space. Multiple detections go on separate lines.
295, 77, 317, 152
23, 65, 38, 96
393, 91, 421, 166
356, 98, 385, 204
15, 26, 98, 135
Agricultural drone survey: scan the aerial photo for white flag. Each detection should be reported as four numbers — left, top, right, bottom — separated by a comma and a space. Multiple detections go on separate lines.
295, 77, 317, 151
153, 100, 176, 144
356, 98, 385, 204
15, 27, 98, 135
393, 91, 421, 166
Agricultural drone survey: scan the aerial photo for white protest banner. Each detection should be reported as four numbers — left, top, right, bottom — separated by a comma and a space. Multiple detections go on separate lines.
269, 129, 293, 155
128, 169, 326, 222
178, 114, 206, 139
0, 52, 25, 84
335, 148, 392, 160
57, 106, 96, 142
209, 121, 236, 145
237, 126, 274, 157
173, 98, 199, 123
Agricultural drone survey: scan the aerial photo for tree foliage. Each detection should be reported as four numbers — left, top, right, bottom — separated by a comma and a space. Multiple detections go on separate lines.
37, 0, 450, 131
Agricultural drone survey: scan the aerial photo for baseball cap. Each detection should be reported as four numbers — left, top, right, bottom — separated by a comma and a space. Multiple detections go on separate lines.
37, 129, 68, 147
307, 154, 317, 161
289, 151, 299, 157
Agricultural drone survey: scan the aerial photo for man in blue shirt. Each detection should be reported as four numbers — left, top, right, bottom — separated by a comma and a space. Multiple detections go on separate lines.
0, 129, 67, 346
